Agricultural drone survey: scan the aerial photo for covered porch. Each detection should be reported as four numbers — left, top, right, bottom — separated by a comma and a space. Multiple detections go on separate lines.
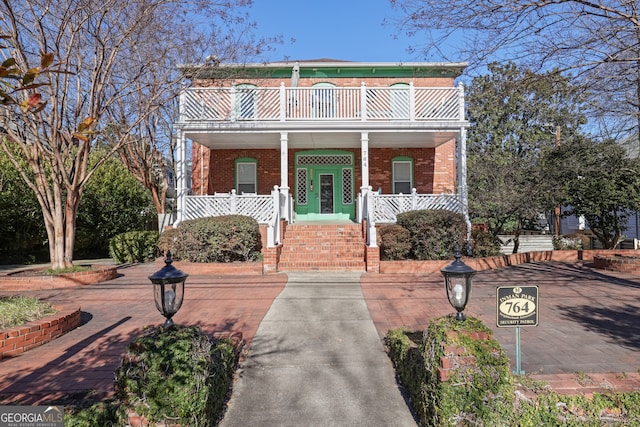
173, 84, 471, 250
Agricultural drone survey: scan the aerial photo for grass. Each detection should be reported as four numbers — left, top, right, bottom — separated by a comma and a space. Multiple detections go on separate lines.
0, 296, 56, 329
44, 266, 91, 275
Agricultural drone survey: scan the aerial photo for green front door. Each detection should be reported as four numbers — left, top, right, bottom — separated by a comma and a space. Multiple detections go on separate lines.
295, 150, 354, 220
308, 169, 336, 215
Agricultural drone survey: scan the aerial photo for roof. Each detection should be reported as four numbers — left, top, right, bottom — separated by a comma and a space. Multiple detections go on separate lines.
179, 59, 468, 80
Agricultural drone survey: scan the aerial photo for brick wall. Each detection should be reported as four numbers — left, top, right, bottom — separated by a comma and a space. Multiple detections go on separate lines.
0, 307, 81, 360
438, 329, 493, 382
593, 254, 640, 274
368, 145, 455, 193
0, 266, 118, 291
191, 146, 455, 197
433, 141, 456, 193
199, 148, 281, 194
377, 248, 640, 274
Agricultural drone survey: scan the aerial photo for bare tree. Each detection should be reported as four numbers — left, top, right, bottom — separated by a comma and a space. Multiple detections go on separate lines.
0, 0, 275, 269
389, 0, 640, 142
112, 103, 175, 229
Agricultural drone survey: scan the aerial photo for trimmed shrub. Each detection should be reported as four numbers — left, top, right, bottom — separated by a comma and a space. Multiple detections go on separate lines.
422, 317, 514, 426
396, 210, 467, 260
386, 319, 640, 425
384, 329, 429, 420
156, 227, 180, 256
471, 228, 502, 258
114, 326, 237, 427
552, 233, 585, 250
171, 215, 262, 263
109, 231, 158, 263
386, 317, 514, 426
63, 400, 120, 427
379, 224, 412, 260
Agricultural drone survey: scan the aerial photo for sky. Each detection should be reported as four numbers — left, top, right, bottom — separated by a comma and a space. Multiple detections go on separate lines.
249, 0, 425, 63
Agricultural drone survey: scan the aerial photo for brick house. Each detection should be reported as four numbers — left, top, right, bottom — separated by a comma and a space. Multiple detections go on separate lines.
173, 59, 470, 271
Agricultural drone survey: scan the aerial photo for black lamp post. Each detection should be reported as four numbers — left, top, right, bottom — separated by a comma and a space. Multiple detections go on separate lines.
148, 251, 188, 328
440, 249, 475, 321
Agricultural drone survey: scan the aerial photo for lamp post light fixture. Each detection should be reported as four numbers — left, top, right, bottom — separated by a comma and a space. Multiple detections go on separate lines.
440, 249, 475, 321
148, 251, 188, 328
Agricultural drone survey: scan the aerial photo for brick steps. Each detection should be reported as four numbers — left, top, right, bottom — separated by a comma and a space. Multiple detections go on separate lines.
278, 223, 366, 271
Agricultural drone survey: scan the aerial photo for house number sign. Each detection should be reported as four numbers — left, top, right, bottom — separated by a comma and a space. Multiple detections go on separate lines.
496, 286, 539, 327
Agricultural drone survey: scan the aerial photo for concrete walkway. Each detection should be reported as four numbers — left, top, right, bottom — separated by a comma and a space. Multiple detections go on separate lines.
220, 272, 418, 427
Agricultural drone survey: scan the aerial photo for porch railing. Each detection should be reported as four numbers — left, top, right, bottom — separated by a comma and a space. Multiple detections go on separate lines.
359, 188, 463, 247
184, 188, 283, 247
179, 83, 464, 123
371, 189, 463, 223
183, 188, 461, 248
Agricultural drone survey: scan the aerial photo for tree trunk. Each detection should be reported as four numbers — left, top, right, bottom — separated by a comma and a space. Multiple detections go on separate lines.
41, 178, 77, 270
512, 231, 521, 254
512, 219, 523, 254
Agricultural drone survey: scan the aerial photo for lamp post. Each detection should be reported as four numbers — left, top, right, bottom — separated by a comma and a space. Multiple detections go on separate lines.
440, 249, 475, 321
148, 251, 188, 328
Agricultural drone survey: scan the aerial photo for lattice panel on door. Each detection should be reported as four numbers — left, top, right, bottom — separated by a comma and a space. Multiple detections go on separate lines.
297, 168, 308, 205
297, 155, 352, 165
342, 168, 353, 204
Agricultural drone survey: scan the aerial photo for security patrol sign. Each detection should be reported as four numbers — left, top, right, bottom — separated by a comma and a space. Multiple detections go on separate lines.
497, 286, 539, 327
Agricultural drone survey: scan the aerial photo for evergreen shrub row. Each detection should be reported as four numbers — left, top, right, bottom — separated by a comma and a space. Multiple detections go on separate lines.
379, 210, 502, 260
109, 231, 159, 263
158, 214, 262, 263
379, 210, 468, 261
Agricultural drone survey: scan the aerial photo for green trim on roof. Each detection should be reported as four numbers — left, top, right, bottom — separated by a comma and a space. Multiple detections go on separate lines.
181, 61, 466, 80
236, 66, 458, 79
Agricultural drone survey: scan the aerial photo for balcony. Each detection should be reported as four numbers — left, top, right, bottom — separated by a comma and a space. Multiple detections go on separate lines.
178, 83, 464, 124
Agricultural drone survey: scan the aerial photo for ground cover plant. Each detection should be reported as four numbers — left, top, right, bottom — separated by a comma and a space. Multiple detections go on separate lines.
386, 319, 640, 426
0, 296, 55, 329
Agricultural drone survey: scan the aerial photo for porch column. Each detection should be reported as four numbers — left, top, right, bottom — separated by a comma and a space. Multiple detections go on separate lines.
458, 127, 472, 252
280, 132, 290, 221
175, 130, 187, 227
360, 132, 370, 190
359, 132, 370, 225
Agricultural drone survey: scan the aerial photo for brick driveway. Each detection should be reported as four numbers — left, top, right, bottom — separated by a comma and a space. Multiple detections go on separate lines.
0, 263, 287, 404
0, 260, 639, 403
361, 261, 640, 394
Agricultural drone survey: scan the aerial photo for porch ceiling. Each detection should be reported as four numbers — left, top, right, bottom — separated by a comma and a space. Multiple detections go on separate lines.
185, 130, 459, 150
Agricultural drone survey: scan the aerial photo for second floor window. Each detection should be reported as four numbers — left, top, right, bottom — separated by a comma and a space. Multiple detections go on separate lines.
390, 83, 410, 119
236, 158, 257, 194
312, 82, 336, 118
392, 158, 412, 194
236, 84, 257, 119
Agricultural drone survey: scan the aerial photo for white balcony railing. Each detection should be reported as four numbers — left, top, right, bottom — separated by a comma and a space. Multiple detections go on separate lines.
179, 83, 464, 123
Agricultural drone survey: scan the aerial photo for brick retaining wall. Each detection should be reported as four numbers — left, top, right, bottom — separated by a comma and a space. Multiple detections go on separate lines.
158, 259, 264, 275
593, 254, 640, 274
0, 306, 81, 360
378, 249, 640, 274
0, 266, 118, 291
